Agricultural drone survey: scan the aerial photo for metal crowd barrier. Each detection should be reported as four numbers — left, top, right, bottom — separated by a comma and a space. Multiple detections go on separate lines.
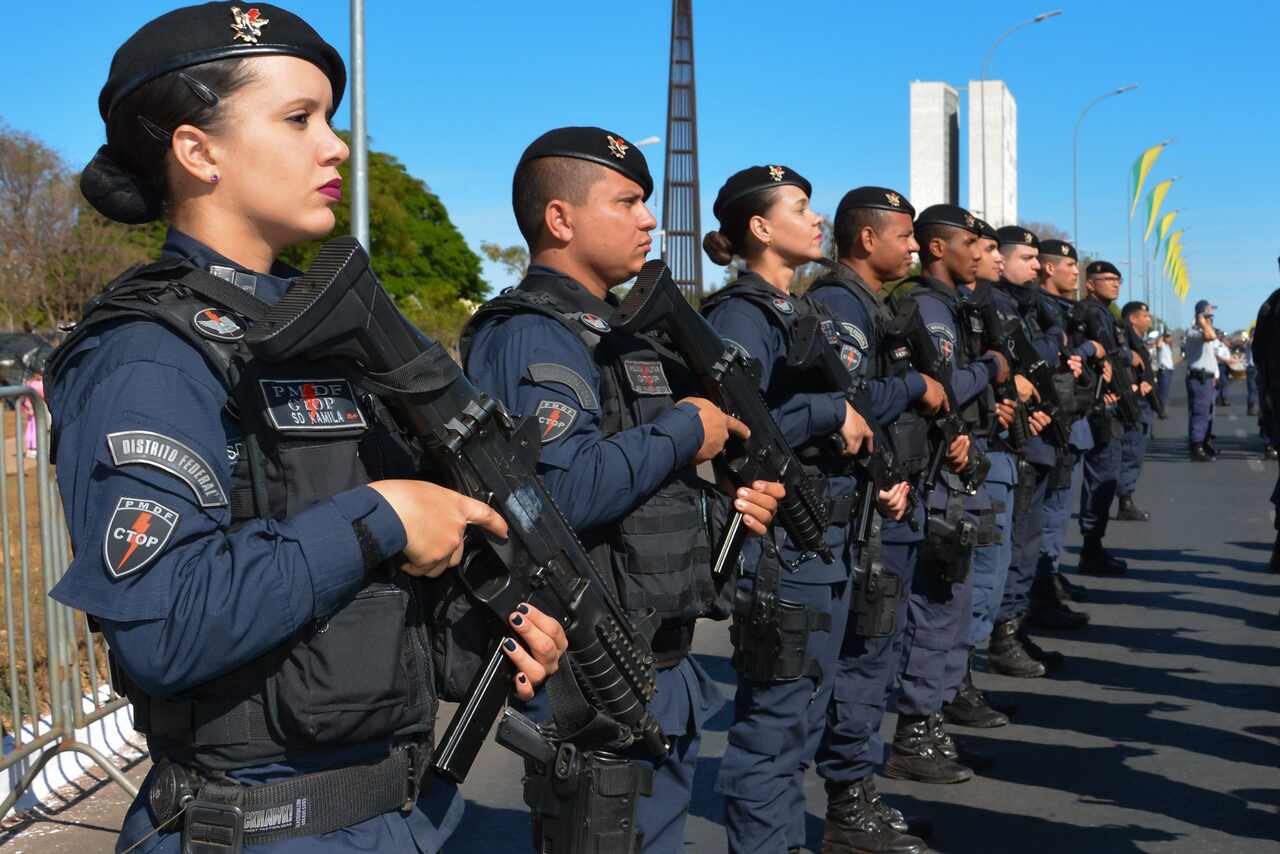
0, 385, 139, 817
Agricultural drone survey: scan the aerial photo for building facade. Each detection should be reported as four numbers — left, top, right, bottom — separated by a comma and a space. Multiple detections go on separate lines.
967, 80, 1018, 227
909, 81, 960, 213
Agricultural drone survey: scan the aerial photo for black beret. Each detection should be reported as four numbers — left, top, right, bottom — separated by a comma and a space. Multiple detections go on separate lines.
996, 225, 1039, 248
1120, 301, 1148, 317
914, 204, 981, 235
974, 217, 999, 242
99, 3, 346, 121
713, 165, 811, 221
515, 126, 654, 201
834, 186, 915, 223
1087, 260, 1122, 279
1038, 239, 1077, 260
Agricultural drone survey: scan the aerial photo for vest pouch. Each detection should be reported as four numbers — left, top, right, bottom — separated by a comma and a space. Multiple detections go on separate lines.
886, 413, 931, 476
277, 440, 369, 517
272, 582, 428, 744
610, 483, 705, 630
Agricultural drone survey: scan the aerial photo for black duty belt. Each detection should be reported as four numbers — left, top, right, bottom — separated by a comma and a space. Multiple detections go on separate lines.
1188, 369, 1216, 382
151, 742, 431, 847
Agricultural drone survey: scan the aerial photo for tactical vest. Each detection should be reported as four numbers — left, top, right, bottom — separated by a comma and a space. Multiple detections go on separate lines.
459, 274, 724, 660
807, 269, 931, 476
1069, 297, 1126, 442
903, 278, 994, 435
47, 260, 438, 771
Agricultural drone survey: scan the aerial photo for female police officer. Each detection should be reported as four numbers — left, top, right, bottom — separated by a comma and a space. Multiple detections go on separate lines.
699, 166, 914, 854
47, 5, 566, 852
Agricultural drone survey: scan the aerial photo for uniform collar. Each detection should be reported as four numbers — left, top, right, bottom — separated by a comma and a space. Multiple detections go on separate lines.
161, 228, 298, 303
914, 275, 960, 306
831, 262, 886, 304
731, 270, 789, 298
521, 264, 617, 315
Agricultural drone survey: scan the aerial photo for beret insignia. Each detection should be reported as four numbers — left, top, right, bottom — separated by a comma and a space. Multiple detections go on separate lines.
767, 165, 785, 182
230, 6, 269, 44
886, 192, 902, 208
606, 135, 629, 160
964, 214, 976, 228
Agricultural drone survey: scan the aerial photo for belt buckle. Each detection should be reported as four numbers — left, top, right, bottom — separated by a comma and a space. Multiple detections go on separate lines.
183, 800, 244, 854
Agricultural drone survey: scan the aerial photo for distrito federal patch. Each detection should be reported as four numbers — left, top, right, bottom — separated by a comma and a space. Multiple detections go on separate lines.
772, 298, 794, 315
107, 430, 228, 508
579, 313, 611, 334
102, 497, 180, 579
535, 400, 578, 443
191, 307, 245, 341
927, 323, 955, 363
624, 360, 673, 396
841, 322, 870, 351
259, 378, 368, 432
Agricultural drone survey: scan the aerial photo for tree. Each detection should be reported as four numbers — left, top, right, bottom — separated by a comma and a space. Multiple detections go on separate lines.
480, 242, 529, 281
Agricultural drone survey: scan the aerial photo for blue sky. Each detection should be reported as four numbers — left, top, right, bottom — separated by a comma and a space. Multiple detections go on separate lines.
4, 1, 1277, 332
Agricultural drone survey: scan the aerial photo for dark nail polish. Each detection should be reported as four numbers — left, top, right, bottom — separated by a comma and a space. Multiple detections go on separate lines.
504, 638, 517, 652
518, 674, 528, 684
512, 614, 524, 626
517, 603, 530, 614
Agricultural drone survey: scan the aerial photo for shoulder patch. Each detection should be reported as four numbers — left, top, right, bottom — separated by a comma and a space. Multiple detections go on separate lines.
926, 322, 956, 342
259, 379, 368, 433
772, 297, 794, 315
927, 322, 956, 363
578, 313, 611, 334
107, 431, 228, 508
191, 308, 244, 342
723, 337, 751, 357
841, 322, 870, 350
102, 497, 180, 579
839, 344, 863, 373
535, 400, 578, 443
818, 319, 840, 346
526, 363, 600, 411
623, 360, 673, 396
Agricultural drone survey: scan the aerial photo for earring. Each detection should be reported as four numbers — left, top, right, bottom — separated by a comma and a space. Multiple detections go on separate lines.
210, 174, 220, 185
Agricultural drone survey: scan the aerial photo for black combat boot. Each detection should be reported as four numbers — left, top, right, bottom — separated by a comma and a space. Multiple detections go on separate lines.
822, 779, 928, 854
943, 650, 1009, 728
927, 711, 992, 772
883, 714, 973, 784
1078, 537, 1127, 576
1204, 437, 1220, 457
1053, 572, 1088, 603
1116, 496, 1151, 522
859, 778, 932, 838
1017, 619, 1065, 667
1189, 443, 1212, 462
1027, 575, 1089, 629
987, 618, 1046, 678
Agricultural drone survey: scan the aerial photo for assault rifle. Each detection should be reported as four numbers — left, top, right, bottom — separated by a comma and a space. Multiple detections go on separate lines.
966, 287, 1032, 450
612, 260, 833, 575
786, 314, 919, 536
245, 238, 667, 783
884, 297, 989, 493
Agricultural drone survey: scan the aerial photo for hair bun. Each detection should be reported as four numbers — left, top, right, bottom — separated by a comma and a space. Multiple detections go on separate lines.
702, 230, 735, 266
79, 145, 162, 224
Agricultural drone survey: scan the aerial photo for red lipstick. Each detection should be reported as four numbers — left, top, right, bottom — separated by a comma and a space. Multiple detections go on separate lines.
318, 178, 343, 201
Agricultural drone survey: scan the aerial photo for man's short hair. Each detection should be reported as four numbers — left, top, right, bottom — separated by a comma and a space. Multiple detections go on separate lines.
834, 207, 891, 257
1121, 301, 1149, 318
915, 223, 956, 262
512, 156, 607, 245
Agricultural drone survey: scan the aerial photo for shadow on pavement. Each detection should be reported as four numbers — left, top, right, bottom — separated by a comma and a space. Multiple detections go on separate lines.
1044, 652, 1276, 714
1071, 586, 1279, 630
1065, 623, 1280, 669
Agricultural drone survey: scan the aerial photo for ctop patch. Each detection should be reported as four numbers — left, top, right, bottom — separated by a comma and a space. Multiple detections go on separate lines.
579, 313, 611, 334
102, 497, 180, 578
535, 400, 577, 443
772, 298, 794, 315
192, 308, 244, 341
839, 344, 863, 373
259, 378, 368, 433
927, 322, 955, 363
624, 360, 673, 396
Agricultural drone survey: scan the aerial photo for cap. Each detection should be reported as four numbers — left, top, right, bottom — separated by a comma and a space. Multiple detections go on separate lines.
713, 165, 811, 220
834, 186, 915, 223
1194, 299, 1217, 315
515, 126, 654, 201
1086, 260, 1123, 279
1039, 239, 1077, 260
99, 3, 345, 121
996, 225, 1039, 248
914, 204, 981, 235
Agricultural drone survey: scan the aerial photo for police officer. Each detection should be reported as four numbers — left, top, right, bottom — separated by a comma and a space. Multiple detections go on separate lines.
884, 205, 1003, 788
48, 6, 568, 852
463, 130, 785, 854
1071, 261, 1132, 576
808, 186, 948, 854
1117, 302, 1156, 521
698, 167, 915, 854
1185, 299, 1231, 461
1029, 240, 1096, 611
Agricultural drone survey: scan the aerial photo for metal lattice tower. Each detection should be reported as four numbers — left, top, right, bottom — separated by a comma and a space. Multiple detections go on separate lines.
661, 0, 703, 301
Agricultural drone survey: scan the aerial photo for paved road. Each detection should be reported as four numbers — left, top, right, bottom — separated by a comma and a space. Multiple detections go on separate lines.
5, 372, 1279, 852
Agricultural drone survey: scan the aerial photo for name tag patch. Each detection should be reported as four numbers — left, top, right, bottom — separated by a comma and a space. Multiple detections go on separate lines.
103, 497, 180, 578
624, 360, 673, 396
107, 431, 228, 508
535, 400, 578, 443
819, 320, 840, 346
259, 379, 368, 432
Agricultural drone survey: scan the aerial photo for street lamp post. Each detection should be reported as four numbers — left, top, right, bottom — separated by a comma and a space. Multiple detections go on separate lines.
978, 10, 1061, 222
1072, 84, 1137, 260
350, 0, 369, 250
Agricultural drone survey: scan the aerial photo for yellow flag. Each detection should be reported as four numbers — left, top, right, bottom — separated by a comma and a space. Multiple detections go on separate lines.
1155, 210, 1179, 259
1130, 143, 1166, 219
1143, 180, 1175, 243
1164, 233, 1183, 275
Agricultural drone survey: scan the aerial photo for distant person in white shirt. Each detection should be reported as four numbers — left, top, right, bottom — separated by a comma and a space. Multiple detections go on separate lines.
1184, 300, 1236, 460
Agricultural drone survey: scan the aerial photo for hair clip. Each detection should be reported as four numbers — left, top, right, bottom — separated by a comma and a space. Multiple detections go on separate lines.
136, 115, 172, 143
178, 72, 220, 107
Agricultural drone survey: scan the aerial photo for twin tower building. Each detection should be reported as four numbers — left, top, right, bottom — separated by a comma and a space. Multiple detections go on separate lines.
911, 80, 1018, 228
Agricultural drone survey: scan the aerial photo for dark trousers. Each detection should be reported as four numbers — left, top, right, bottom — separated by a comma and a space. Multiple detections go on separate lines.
1079, 438, 1120, 541
896, 555, 976, 717
816, 540, 917, 788
1247, 365, 1259, 410
1119, 408, 1152, 497
966, 473, 1014, 647
1187, 374, 1216, 443
1156, 368, 1172, 409
998, 462, 1051, 622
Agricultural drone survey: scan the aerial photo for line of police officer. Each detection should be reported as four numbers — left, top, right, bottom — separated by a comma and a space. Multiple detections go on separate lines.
52, 6, 1161, 854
